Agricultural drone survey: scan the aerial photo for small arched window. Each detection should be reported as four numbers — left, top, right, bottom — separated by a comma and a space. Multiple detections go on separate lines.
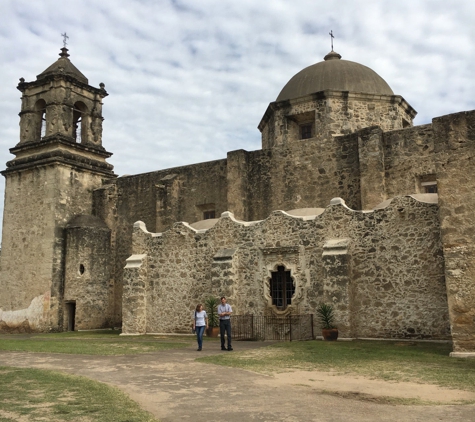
34, 99, 46, 140
72, 102, 88, 143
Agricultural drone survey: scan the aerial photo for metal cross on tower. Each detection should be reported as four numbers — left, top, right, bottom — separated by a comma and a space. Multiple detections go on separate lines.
61, 32, 69, 48
329, 30, 334, 51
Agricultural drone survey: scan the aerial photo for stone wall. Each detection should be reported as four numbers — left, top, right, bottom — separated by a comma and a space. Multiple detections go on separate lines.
123, 196, 449, 340
383, 124, 436, 198
0, 164, 108, 332
433, 110, 475, 354
101, 101, 451, 339
63, 216, 112, 330
94, 159, 229, 328
244, 133, 362, 221
123, 253, 148, 334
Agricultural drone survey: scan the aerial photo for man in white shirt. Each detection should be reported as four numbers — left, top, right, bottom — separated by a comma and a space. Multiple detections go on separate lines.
218, 296, 233, 351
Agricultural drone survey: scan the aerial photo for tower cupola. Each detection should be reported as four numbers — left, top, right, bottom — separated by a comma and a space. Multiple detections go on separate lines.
16, 47, 108, 150
7, 47, 114, 177
36, 47, 89, 84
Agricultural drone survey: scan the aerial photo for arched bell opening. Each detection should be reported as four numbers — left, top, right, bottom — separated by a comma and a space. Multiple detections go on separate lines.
72, 101, 88, 143
34, 99, 46, 140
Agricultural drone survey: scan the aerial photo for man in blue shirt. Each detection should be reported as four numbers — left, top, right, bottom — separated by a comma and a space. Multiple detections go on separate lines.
218, 296, 233, 351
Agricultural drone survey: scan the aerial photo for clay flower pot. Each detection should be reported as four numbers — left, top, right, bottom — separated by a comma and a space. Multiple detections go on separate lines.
322, 328, 339, 341
206, 326, 220, 337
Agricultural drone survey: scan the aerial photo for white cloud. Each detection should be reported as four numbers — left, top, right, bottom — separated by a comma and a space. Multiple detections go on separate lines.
0, 0, 474, 239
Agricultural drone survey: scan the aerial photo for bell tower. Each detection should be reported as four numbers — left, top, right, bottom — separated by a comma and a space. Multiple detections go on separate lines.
16, 47, 109, 148
0, 46, 116, 332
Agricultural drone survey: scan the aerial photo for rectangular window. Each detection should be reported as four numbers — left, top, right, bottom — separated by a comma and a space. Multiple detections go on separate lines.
420, 175, 437, 194
421, 181, 437, 193
203, 210, 216, 220
300, 124, 313, 139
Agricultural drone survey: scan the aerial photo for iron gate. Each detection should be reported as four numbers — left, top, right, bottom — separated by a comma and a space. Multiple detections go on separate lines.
231, 314, 315, 341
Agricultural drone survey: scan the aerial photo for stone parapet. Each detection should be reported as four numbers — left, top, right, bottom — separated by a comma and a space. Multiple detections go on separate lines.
123, 196, 449, 341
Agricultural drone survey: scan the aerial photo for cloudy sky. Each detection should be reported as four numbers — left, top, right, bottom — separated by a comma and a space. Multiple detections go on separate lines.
0, 0, 474, 237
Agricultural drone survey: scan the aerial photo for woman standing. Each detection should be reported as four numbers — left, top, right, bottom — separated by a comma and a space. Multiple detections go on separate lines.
193, 304, 208, 351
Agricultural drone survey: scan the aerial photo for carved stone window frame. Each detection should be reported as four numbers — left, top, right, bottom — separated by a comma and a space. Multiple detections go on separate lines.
262, 246, 306, 316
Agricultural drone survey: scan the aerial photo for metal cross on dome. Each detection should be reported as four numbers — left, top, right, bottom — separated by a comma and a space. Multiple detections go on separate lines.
329, 30, 334, 51
61, 32, 69, 48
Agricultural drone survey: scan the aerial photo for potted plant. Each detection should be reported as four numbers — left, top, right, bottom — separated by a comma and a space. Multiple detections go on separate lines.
316, 303, 338, 341
204, 296, 220, 337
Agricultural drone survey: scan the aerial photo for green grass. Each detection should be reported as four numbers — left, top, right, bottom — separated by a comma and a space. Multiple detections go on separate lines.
198, 340, 475, 392
2, 333, 475, 413
0, 366, 158, 421
0, 331, 194, 420
0, 330, 192, 355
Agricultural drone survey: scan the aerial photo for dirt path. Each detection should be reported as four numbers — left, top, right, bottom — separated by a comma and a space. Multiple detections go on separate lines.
1, 342, 475, 422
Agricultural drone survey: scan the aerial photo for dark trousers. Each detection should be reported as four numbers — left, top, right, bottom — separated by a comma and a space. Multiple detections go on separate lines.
220, 319, 232, 349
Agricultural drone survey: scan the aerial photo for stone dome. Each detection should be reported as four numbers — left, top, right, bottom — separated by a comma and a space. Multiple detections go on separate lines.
276, 50, 394, 102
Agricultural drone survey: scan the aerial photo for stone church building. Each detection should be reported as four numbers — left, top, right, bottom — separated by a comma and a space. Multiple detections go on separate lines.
0, 46, 474, 356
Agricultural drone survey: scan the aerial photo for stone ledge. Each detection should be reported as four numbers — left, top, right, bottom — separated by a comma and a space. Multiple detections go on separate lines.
449, 352, 475, 358
125, 254, 147, 268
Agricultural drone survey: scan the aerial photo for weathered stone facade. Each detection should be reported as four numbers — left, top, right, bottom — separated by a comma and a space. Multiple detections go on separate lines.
63, 215, 113, 329
0, 47, 474, 356
124, 196, 449, 339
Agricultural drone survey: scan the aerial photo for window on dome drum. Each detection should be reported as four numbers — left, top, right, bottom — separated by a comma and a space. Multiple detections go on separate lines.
203, 210, 216, 220
270, 266, 295, 310
300, 123, 313, 139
